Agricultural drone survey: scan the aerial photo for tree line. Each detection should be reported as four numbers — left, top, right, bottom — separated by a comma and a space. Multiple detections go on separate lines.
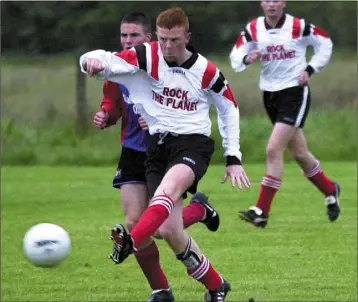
2, 1, 356, 56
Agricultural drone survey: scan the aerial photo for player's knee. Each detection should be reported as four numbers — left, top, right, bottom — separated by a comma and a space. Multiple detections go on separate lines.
266, 144, 282, 162
158, 225, 182, 242
157, 228, 174, 241
155, 184, 179, 203
152, 230, 163, 240
291, 146, 309, 162
125, 215, 141, 231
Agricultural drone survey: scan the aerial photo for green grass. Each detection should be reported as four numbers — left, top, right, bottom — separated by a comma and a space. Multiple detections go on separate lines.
1, 163, 356, 301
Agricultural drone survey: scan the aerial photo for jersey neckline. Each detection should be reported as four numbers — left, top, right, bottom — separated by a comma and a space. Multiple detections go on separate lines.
264, 13, 286, 30
164, 44, 199, 69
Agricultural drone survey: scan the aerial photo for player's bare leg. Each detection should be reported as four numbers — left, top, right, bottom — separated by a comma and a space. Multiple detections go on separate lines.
120, 184, 172, 300
111, 164, 230, 301
288, 129, 340, 221
120, 184, 152, 249
239, 123, 296, 227
137, 117, 220, 231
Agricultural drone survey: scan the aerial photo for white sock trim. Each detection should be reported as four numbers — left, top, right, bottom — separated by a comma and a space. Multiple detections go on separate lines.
249, 206, 263, 216
152, 288, 170, 294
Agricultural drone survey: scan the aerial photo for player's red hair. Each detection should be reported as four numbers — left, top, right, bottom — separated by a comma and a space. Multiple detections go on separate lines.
156, 7, 189, 32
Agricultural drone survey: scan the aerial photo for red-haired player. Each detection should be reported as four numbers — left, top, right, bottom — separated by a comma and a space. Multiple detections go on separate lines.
91, 11, 223, 302
81, 7, 251, 301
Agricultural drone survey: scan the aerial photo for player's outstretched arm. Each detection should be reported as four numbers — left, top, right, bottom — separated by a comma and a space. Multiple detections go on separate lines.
206, 68, 251, 190
79, 49, 140, 80
229, 22, 258, 72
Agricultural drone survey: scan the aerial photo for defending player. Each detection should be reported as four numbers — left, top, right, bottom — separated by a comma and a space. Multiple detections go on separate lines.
92, 12, 221, 302
229, 1, 340, 228
81, 7, 251, 301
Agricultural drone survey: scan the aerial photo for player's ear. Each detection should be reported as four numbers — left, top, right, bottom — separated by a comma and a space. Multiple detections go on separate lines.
185, 31, 191, 44
282, 1, 286, 8
145, 32, 152, 42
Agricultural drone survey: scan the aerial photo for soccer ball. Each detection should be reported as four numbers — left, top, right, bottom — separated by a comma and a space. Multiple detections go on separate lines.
23, 223, 71, 267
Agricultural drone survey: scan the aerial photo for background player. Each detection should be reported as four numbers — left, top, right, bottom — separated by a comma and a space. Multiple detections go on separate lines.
229, 0, 340, 228
81, 7, 251, 301
93, 12, 221, 302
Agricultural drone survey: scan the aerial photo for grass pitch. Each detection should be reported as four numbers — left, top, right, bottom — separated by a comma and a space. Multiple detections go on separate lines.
1, 163, 356, 301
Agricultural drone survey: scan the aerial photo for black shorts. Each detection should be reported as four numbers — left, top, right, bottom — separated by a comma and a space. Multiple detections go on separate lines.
112, 147, 146, 189
145, 133, 215, 199
263, 86, 311, 128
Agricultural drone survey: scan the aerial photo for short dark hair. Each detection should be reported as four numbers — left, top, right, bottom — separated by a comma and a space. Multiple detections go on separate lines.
121, 12, 152, 33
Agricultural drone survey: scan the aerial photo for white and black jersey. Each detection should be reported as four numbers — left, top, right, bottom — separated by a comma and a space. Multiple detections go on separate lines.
80, 41, 243, 162
229, 14, 333, 92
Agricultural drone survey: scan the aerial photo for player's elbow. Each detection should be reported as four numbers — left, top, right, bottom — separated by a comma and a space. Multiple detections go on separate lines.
230, 58, 245, 73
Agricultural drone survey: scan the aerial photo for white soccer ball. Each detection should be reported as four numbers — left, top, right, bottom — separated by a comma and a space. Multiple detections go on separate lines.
23, 223, 71, 267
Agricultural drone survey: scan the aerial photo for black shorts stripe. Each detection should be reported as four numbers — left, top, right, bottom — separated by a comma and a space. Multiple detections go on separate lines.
135, 44, 147, 71
211, 72, 225, 93
294, 86, 309, 127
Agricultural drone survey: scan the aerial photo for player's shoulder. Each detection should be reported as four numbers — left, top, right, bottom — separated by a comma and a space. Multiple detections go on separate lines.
287, 13, 306, 22
285, 13, 308, 27
196, 54, 219, 72
195, 54, 221, 89
245, 16, 264, 27
113, 50, 123, 57
137, 41, 160, 60
146, 41, 159, 47
140, 41, 159, 51
123, 41, 159, 56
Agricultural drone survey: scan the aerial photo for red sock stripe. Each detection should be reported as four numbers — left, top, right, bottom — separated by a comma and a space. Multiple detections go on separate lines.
262, 175, 281, 189
150, 195, 174, 214
190, 255, 209, 280
305, 161, 322, 178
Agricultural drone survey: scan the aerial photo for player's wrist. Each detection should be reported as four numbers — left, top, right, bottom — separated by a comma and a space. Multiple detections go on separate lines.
101, 107, 111, 126
226, 155, 242, 166
105, 112, 111, 125
243, 55, 249, 65
304, 65, 315, 77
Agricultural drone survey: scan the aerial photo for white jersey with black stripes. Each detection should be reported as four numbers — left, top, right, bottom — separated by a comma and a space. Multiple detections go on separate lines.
229, 14, 333, 92
80, 41, 242, 162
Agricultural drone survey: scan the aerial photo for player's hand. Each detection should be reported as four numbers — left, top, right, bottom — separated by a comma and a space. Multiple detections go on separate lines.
82, 58, 105, 76
138, 117, 149, 131
93, 108, 109, 129
221, 165, 251, 190
245, 49, 261, 65
298, 71, 310, 86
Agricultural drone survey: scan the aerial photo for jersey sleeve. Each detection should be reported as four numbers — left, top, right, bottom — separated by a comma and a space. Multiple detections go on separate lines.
79, 42, 160, 80
80, 48, 141, 80
203, 61, 243, 164
229, 20, 258, 73
302, 20, 333, 75
100, 81, 124, 127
